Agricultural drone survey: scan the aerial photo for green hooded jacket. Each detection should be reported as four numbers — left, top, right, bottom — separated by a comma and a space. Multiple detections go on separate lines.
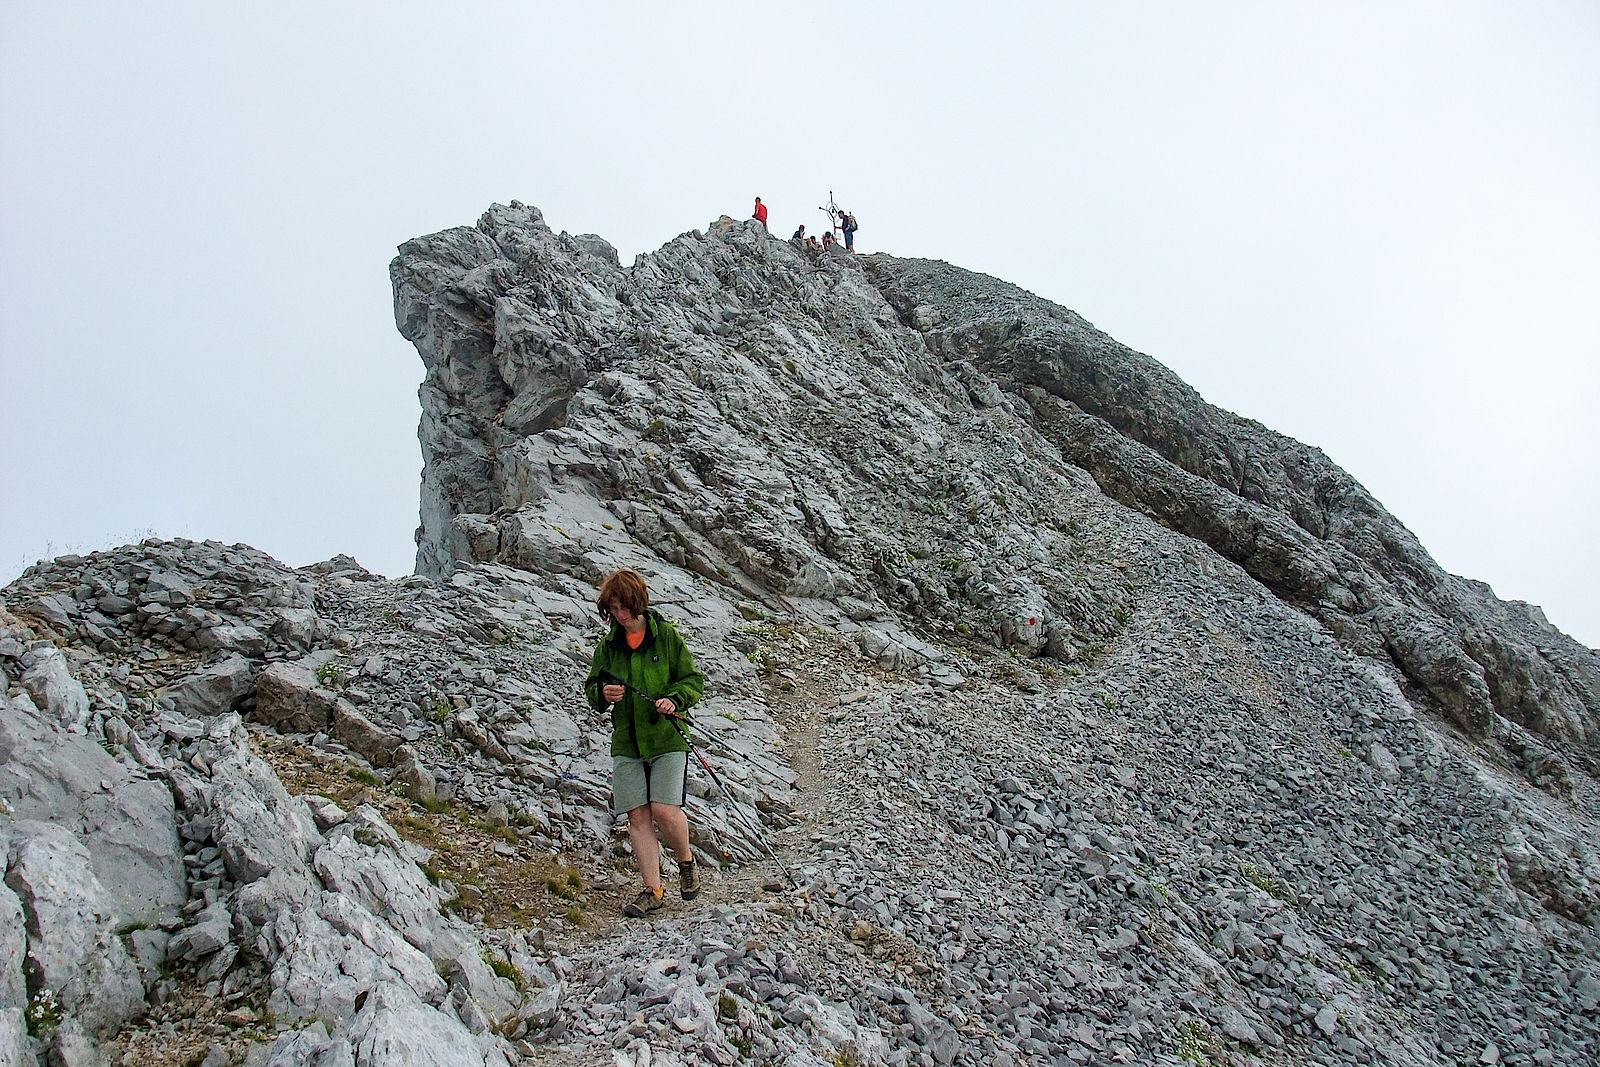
584, 609, 705, 759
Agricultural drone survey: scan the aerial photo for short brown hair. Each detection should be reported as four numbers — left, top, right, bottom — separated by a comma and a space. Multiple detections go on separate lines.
596, 568, 649, 618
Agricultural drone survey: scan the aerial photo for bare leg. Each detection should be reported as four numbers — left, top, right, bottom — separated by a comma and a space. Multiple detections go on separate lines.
627, 804, 661, 889
651, 802, 693, 863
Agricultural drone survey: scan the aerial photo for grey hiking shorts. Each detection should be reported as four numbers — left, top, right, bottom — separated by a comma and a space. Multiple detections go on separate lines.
611, 751, 688, 814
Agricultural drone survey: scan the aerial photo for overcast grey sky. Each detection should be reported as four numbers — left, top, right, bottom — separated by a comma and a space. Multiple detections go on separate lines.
3, 2, 1596, 647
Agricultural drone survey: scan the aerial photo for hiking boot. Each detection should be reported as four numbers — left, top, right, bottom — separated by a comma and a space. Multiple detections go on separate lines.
622, 887, 664, 917
678, 858, 700, 901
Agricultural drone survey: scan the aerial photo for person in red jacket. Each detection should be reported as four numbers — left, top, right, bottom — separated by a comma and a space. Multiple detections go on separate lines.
752, 197, 768, 229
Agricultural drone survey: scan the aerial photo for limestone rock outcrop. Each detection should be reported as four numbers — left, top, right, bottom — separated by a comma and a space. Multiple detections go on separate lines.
378, 201, 1600, 1063
0, 687, 186, 925
392, 202, 1599, 757
3, 821, 146, 1037
1, 202, 1596, 1065
0, 556, 580, 1066
865, 257, 1600, 749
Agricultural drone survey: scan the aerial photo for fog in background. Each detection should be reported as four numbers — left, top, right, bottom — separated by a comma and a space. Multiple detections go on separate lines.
3, 2, 1596, 646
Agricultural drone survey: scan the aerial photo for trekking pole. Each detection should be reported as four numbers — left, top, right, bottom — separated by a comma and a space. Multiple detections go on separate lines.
602, 672, 800, 890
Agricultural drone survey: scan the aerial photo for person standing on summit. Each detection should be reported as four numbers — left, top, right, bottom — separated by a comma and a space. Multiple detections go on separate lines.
840, 209, 858, 251
584, 569, 707, 917
752, 197, 768, 229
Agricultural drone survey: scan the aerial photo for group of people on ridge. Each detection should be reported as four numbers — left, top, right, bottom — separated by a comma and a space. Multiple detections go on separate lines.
751, 195, 858, 252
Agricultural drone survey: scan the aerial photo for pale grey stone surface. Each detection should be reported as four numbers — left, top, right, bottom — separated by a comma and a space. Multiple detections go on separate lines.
165, 653, 256, 718
348, 980, 510, 1067
0, 691, 185, 923
43, 1019, 108, 1067
330, 699, 400, 767
20, 645, 90, 731
0, 868, 28, 1067
252, 661, 335, 733
271, 607, 322, 651
311, 834, 443, 957
192, 715, 322, 884
4, 822, 144, 1037
260, 896, 441, 1026
256, 1021, 355, 1067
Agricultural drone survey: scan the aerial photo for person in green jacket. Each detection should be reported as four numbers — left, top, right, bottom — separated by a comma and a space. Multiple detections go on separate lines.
584, 568, 706, 917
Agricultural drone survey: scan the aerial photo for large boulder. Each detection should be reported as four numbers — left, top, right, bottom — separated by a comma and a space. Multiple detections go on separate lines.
260, 898, 444, 1026
197, 624, 267, 657
186, 716, 322, 885
311, 832, 444, 958
0, 691, 186, 924
4, 822, 146, 1037
164, 653, 257, 719
19, 645, 90, 731
348, 980, 512, 1067
167, 900, 233, 963
252, 662, 340, 733
270, 607, 323, 651
256, 1021, 352, 1066
331, 700, 401, 768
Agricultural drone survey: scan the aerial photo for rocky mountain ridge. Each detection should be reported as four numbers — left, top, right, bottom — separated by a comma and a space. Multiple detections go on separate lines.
394, 203, 1597, 755
1, 202, 1596, 1067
